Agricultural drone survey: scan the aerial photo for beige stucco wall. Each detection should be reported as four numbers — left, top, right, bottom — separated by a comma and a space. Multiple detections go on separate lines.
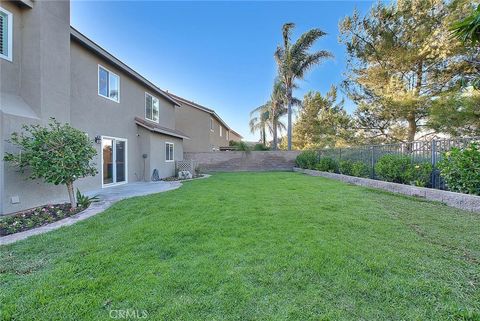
70, 40, 182, 192
0, 1, 184, 214
209, 117, 231, 150
229, 131, 242, 142
1, 1, 72, 214
175, 103, 234, 152
175, 102, 211, 152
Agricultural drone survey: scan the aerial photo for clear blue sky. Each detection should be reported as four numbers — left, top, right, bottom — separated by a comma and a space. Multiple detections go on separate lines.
71, 1, 374, 141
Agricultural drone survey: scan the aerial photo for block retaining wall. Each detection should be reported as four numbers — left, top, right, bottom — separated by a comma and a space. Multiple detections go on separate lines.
293, 167, 480, 212
184, 151, 301, 172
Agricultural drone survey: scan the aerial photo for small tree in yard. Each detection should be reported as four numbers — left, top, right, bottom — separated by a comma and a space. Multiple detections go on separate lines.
3, 119, 97, 209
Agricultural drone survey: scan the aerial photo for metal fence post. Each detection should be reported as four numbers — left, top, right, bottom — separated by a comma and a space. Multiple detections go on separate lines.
431, 140, 437, 188
370, 146, 375, 179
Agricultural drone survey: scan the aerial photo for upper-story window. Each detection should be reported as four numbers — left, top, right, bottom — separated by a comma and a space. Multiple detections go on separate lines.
145, 92, 159, 122
0, 7, 13, 61
210, 118, 214, 132
219, 125, 223, 137
98, 65, 120, 102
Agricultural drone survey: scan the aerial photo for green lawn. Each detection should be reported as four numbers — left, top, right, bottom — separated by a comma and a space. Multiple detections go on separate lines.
1, 172, 479, 320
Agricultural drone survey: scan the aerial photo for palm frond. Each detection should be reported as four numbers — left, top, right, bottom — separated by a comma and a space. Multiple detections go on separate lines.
295, 50, 333, 79
282, 22, 295, 49
290, 28, 327, 59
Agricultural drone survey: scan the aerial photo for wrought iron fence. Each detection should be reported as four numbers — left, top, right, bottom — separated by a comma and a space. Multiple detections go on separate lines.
317, 137, 480, 190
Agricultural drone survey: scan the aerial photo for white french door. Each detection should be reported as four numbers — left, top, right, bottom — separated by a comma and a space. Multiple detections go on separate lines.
101, 136, 127, 187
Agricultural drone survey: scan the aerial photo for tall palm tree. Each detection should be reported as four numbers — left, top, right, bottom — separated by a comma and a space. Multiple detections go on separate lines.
249, 105, 270, 145
269, 79, 301, 150
275, 22, 333, 150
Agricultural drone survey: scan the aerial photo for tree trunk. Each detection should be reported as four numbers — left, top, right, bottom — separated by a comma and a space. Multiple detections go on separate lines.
406, 60, 423, 143
262, 126, 266, 146
272, 119, 278, 151
287, 88, 293, 151
66, 181, 76, 210
407, 114, 417, 143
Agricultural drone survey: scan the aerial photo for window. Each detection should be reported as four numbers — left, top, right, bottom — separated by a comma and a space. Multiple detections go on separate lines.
219, 125, 223, 137
98, 65, 120, 102
210, 118, 214, 131
226, 130, 229, 141
165, 142, 174, 162
0, 7, 13, 61
145, 93, 159, 122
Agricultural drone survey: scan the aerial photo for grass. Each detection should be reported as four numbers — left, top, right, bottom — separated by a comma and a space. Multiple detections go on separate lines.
0, 172, 479, 320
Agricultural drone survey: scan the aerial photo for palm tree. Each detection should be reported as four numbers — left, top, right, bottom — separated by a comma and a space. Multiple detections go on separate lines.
249, 105, 270, 145
275, 22, 333, 150
269, 79, 301, 150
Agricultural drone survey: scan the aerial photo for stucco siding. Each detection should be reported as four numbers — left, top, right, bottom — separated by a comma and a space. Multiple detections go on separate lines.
148, 134, 183, 179
69, 40, 182, 192
175, 102, 234, 152
175, 103, 211, 152
209, 117, 231, 150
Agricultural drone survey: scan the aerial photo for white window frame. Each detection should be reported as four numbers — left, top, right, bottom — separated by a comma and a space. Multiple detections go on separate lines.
98, 64, 120, 103
0, 7, 13, 62
145, 92, 160, 123
165, 142, 174, 162
100, 136, 128, 188
210, 118, 214, 132
219, 125, 223, 137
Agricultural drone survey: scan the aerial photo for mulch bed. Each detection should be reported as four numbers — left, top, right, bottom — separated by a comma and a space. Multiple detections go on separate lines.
0, 203, 86, 236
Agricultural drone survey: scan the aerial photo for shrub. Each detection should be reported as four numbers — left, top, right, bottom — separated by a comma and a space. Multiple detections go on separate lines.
316, 157, 338, 173
406, 162, 433, 187
374, 154, 412, 183
295, 151, 319, 169
339, 160, 354, 175
253, 143, 270, 151
4, 119, 97, 209
76, 189, 100, 208
229, 141, 251, 151
351, 161, 370, 178
437, 143, 480, 195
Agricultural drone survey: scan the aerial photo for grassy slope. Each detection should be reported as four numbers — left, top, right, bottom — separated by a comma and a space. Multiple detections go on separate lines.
0, 172, 479, 320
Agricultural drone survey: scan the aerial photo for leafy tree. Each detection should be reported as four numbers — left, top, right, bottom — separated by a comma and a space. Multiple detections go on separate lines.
293, 87, 353, 150
340, 0, 477, 142
427, 90, 480, 136
4, 119, 97, 209
275, 22, 333, 150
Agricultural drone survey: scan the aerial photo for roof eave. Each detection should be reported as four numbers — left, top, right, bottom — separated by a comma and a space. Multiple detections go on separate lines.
135, 119, 190, 140
70, 27, 180, 107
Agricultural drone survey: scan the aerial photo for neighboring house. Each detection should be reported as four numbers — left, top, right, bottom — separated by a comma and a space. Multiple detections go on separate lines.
0, 1, 188, 215
171, 94, 243, 152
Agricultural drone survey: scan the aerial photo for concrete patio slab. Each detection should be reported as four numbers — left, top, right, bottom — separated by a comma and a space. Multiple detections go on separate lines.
0, 180, 182, 246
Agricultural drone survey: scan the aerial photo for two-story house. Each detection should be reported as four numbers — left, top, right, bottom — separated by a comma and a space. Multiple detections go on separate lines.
0, 1, 190, 215
171, 94, 243, 152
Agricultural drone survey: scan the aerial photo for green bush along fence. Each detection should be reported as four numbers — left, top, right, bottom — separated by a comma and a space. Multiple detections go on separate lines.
314, 137, 480, 190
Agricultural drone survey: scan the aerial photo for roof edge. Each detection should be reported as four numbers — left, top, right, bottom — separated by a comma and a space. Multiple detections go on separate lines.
135, 117, 190, 140
168, 93, 243, 138
70, 27, 180, 107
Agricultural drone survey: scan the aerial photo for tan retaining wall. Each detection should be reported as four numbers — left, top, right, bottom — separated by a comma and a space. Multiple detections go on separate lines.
294, 167, 480, 213
184, 151, 301, 172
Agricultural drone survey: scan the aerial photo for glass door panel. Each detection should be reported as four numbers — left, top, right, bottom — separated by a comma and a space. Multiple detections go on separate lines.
115, 140, 126, 183
102, 139, 113, 185
102, 137, 127, 186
